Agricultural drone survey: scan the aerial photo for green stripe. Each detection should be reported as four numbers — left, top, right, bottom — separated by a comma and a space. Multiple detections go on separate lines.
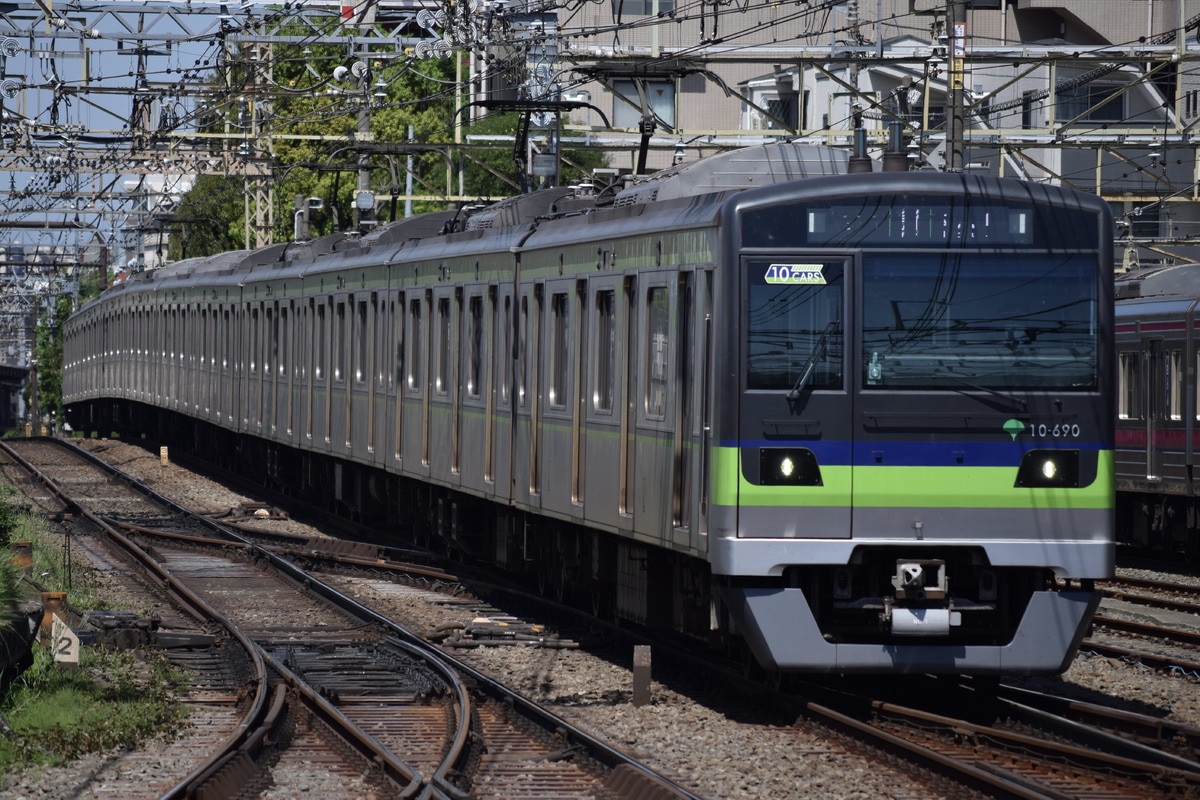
713, 447, 1114, 510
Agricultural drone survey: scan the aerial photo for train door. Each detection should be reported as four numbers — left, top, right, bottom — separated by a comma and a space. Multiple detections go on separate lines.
740, 256, 850, 538
584, 276, 623, 529
491, 284, 513, 502
1146, 338, 1165, 479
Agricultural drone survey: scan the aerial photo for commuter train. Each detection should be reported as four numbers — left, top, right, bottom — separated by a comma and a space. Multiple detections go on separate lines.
1114, 263, 1200, 556
62, 142, 1115, 674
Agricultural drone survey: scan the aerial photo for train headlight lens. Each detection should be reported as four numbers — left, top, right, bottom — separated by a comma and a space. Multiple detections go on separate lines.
759, 448, 822, 486
1015, 449, 1079, 488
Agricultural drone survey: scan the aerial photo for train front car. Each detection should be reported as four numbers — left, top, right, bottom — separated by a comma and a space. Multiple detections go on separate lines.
712, 172, 1114, 675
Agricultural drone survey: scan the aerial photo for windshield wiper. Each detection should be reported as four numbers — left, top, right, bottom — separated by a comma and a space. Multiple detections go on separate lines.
787, 319, 839, 400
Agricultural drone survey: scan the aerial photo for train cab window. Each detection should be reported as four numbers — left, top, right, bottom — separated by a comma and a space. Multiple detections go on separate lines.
436, 297, 451, 395
745, 260, 843, 392
594, 290, 616, 413
467, 295, 483, 399
1119, 352, 1141, 419
860, 253, 1097, 390
645, 286, 669, 418
549, 292, 569, 409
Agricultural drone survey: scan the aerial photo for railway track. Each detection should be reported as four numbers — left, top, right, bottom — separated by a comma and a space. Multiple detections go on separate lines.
14, 436, 1200, 799
1, 437, 694, 800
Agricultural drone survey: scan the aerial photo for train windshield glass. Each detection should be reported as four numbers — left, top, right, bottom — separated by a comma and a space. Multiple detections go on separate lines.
745, 259, 844, 391
861, 252, 1098, 390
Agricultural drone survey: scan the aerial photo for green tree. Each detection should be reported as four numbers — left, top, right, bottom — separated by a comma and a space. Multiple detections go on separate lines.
459, 111, 608, 198
165, 174, 248, 261
30, 295, 74, 424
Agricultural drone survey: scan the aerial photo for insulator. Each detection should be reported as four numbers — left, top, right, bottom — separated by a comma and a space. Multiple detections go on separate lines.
1, 38, 19, 58
1, 80, 19, 99
414, 40, 433, 60
433, 39, 452, 59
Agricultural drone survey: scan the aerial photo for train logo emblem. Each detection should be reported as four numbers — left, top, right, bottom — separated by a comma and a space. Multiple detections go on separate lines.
1003, 419, 1026, 441
765, 263, 826, 285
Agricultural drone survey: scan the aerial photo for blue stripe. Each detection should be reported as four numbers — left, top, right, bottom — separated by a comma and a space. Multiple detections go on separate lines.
726, 440, 1107, 467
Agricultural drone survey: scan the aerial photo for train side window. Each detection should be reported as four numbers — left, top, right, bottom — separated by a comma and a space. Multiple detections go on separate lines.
1118, 351, 1141, 419
645, 286, 669, 419
549, 292, 569, 409
467, 294, 483, 399
594, 290, 616, 413
1170, 350, 1184, 421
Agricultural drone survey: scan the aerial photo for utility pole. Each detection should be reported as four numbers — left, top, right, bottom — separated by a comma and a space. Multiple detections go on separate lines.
945, 0, 966, 172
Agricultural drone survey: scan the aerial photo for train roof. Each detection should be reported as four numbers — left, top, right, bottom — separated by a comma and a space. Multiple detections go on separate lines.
1115, 262, 1200, 300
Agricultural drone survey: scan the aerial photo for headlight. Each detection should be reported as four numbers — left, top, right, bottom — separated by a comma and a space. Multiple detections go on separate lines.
759, 447, 822, 486
1015, 449, 1079, 488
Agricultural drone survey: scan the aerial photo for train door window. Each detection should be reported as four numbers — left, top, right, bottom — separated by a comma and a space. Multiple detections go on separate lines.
278, 305, 287, 379
334, 300, 346, 383
407, 296, 422, 394
519, 296, 529, 408
500, 294, 511, 406
436, 297, 451, 395
549, 292, 569, 409
1170, 350, 1184, 421
645, 286, 669, 420
467, 294, 483, 399
354, 298, 368, 384
594, 289, 616, 413
315, 302, 326, 381
1118, 351, 1140, 419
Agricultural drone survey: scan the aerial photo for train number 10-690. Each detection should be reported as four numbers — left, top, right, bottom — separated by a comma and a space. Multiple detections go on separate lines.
1030, 423, 1081, 438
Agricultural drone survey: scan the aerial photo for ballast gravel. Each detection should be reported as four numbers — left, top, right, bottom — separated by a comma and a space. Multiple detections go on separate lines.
3, 439, 1200, 800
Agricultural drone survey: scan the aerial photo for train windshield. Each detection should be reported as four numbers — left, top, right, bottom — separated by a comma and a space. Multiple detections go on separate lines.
746, 260, 844, 391
861, 252, 1098, 391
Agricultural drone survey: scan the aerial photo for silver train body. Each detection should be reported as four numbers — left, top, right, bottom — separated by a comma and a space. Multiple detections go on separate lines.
63, 143, 1115, 674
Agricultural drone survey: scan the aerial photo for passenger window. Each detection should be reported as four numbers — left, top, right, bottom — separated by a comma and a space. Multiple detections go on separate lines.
1170, 350, 1184, 421
436, 297, 451, 395
594, 290, 616, 413
1118, 351, 1140, 419
645, 287, 668, 419
549, 293, 569, 409
467, 295, 483, 399
407, 297, 422, 393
